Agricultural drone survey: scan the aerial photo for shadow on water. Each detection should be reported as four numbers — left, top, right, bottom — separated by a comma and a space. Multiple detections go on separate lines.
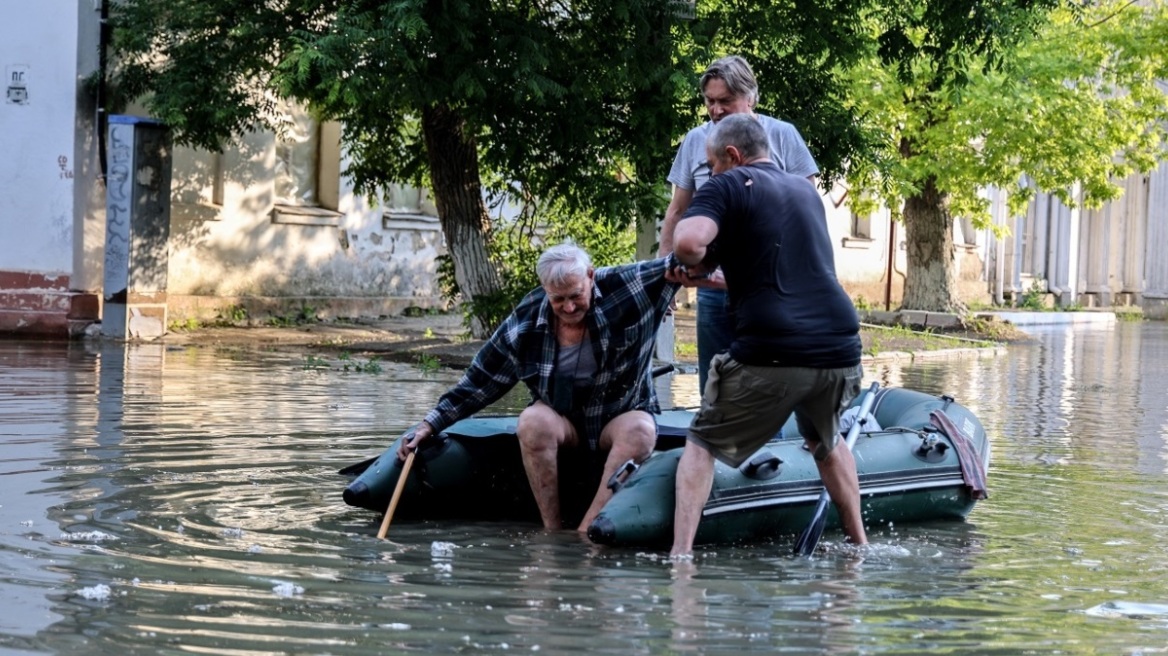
1, 322, 1167, 654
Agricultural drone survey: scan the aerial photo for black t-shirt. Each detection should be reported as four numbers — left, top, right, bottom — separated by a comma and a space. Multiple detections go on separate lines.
684, 161, 861, 368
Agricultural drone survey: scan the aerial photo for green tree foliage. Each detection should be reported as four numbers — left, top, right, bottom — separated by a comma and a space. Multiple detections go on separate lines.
438, 199, 637, 332
107, 0, 881, 335
275, 1, 690, 222
109, 0, 696, 336
965, 2, 1168, 212
690, 0, 877, 185
844, 0, 1168, 312
840, 0, 1060, 313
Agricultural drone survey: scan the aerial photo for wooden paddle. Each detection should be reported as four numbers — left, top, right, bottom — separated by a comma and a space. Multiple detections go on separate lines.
376, 449, 416, 539
793, 381, 880, 556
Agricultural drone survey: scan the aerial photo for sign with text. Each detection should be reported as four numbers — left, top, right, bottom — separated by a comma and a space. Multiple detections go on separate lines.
6, 64, 29, 105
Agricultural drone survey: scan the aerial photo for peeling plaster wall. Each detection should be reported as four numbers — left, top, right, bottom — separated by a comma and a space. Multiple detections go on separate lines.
165, 128, 447, 319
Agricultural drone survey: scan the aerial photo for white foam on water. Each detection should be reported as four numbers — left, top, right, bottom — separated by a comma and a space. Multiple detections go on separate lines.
431, 541, 459, 557
77, 584, 112, 601
859, 542, 913, 558
271, 581, 304, 597
60, 531, 118, 542
1084, 601, 1168, 620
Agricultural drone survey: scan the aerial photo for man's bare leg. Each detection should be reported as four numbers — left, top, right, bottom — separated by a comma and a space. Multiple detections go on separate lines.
670, 440, 716, 558
517, 402, 575, 530
814, 440, 868, 545
576, 410, 656, 532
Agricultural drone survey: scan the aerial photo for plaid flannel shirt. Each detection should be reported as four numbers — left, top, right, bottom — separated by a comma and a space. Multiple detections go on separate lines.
422, 256, 679, 450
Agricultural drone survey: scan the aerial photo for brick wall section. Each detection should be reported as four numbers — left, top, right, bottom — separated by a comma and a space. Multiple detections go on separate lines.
0, 270, 99, 337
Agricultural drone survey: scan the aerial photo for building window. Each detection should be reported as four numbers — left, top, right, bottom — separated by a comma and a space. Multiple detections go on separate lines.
851, 210, 872, 240
959, 216, 979, 247
841, 210, 874, 249
210, 152, 225, 206
275, 107, 322, 206
271, 101, 342, 226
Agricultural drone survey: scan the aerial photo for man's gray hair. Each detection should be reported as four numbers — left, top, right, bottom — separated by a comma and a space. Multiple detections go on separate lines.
708, 114, 770, 161
537, 242, 592, 287
700, 55, 759, 107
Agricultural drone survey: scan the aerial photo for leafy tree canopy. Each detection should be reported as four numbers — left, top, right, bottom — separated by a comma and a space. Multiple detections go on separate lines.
108, 0, 881, 332
109, 0, 879, 223
111, 0, 1167, 318
846, 0, 1168, 225
840, 0, 1168, 312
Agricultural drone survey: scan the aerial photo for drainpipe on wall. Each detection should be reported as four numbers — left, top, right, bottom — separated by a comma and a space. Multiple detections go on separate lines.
883, 219, 895, 311
97, 0, 109, 180
992, 187, 1006, 306
1066, 183, 1081, 303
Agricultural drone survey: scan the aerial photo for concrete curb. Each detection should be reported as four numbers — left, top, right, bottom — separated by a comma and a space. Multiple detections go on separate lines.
979, 311, 1117, 327
862, 346, 1008, 365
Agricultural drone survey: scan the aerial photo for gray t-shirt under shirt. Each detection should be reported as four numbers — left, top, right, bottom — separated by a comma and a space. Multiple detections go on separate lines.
667, 114, 819, 192
557, 336, 597, 384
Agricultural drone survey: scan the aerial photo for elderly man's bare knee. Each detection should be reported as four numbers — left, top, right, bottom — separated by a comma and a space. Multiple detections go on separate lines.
517, 403, 569, 451
602, 411, 656, 458
619, 427, 656, 458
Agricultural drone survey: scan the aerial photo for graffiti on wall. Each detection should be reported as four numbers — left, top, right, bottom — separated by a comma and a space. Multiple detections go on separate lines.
104, 124, 132, 299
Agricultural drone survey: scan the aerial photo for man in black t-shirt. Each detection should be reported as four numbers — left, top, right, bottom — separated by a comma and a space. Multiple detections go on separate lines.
666, 113, 866, 558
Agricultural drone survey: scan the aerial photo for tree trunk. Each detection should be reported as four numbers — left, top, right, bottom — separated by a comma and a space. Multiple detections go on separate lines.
421, 104, 502, 338
900, 166, 963, 313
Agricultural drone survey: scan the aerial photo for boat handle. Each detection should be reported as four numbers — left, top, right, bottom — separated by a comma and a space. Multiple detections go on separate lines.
914, 433, 949, 462
741, 452, 783, 480
607, 459, 639, 493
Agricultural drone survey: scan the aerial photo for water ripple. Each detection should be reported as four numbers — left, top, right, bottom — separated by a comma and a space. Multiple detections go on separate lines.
3, 326, 1168, 654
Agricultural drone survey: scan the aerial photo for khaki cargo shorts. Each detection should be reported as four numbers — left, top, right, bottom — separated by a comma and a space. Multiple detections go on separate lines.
687, 353, 863, 468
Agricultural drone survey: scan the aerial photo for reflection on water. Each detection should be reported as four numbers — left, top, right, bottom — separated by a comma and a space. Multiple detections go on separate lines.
1, 322, 1167, 654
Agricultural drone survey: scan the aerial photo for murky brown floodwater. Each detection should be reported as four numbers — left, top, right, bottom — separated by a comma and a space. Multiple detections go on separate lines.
2, 321, 1167, 654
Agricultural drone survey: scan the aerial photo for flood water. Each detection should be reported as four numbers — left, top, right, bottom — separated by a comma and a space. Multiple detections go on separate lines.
2, 321, 1167, 655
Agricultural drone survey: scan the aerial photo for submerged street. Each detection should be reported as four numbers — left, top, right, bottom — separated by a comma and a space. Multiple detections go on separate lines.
2, 321, 1167, 654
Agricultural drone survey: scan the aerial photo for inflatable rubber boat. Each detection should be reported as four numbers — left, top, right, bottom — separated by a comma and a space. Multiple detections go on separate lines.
341, 387, 989, 547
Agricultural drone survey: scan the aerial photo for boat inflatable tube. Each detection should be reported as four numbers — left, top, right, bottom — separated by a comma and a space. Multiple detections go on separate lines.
340, 389, 988, 545
586, 387, 990, 547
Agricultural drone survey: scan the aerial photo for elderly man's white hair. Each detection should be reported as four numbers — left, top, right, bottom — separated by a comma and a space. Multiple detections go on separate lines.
537, 242, 592, 288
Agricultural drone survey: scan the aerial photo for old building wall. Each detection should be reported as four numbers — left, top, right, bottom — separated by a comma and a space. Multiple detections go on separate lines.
163, 116, 449, 324
0, 0, 102, 335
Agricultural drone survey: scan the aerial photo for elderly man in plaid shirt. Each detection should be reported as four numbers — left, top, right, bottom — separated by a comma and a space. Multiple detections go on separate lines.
399, 242, 681, 532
